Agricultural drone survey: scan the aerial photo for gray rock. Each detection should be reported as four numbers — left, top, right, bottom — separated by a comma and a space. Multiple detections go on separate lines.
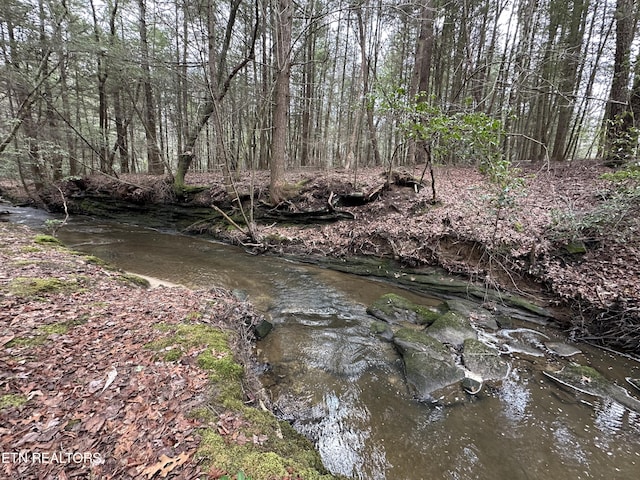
462, 373, 484, 394
367, 293, 442, 326
426, 311, 477, 347
544, 364, 640, 412
254, 319, 273, 339
544, 342, 582, 357
445, 298, 499, 330
462, 338, 510, 381
626, 378, 640, 393
393, 328, 465, 401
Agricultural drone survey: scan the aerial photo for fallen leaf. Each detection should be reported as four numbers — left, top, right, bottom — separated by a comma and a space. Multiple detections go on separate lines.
102, 366, 118, 392
141, 451, 190, 478
84, 414, 106, 434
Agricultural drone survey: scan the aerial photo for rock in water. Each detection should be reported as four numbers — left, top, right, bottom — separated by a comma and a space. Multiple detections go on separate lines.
367, 293, 442, 326
462, 338, 510, 381
544, 342, 582, 357
426, 311, 477, 347
254, 319, 273, 339
626, 378, 640, 393
543, 364, 640, 412
393, 328, 464, 401
445, 298, 499, 330
462, 372, 484, 395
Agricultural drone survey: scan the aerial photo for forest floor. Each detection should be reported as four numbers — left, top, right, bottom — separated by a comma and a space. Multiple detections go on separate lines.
0, 223, 339, 480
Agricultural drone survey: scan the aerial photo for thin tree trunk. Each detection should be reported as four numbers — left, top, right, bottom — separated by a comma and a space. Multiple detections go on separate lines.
355, 6, 381, 166
138, 0, 162, 174
270, 0, 292, 204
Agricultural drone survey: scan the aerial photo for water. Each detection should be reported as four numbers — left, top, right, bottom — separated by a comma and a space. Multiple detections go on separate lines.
9, 209, 640, 479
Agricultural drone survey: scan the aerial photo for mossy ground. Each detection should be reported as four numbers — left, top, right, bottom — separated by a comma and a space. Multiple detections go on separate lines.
0, 394, 28, 410
8, 276, 76, 298
147, 323, 341, 480
5, 316, 89, 348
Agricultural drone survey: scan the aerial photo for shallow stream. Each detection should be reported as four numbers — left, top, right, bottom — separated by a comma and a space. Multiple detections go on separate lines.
8, 208, 640, 479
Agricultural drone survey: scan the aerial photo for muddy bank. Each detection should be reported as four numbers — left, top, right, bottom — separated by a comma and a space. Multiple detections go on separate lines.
3, 163, 639, 354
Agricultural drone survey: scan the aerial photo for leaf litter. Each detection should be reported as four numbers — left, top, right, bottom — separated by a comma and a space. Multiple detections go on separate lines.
0, 223, 264, 479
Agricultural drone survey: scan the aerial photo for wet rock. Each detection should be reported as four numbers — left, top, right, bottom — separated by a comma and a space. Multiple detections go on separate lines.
499, 328, 547, 357
626, 378, 640, 393
462, 338, 510, 381
392, 328, 465, 401
367, 293, 442, 326
370, 320, 393, 341
543, 364, 640, 412
445, 298, 499, 330
426, 311, 477, 347
462, 372, 484, 394
544, 342, 582, 357
254, 319, 273, 339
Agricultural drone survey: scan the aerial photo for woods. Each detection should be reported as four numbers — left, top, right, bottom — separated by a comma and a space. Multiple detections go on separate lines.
1, 0, 639, 197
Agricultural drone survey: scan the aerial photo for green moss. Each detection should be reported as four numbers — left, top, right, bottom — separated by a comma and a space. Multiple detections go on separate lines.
82, 255, 115, 269
370, 321, 390, 335
198, 352, 244, 379
20, 246, 41, 253
6, 317, 88, 348
65, 419, 82, 430
118, 273, 150, 288
34, 234, 62, 246
0, 394, 28, 410
394, 327, 448, 353
186, 311, 203, 321
162, 348, 183, 362
429, 311, 468, 330
12, 259, 37, 266
197, 424, 336, 480
147, 323, 242, 405
368, 293, 442, 325
5, 336, 48, 348
38, 316, 89, 336
563, 364, 606, 384
148, 322, 340, 479
565, 240, 587, 254
38, 323, 69, 335
9, 277, 68, 297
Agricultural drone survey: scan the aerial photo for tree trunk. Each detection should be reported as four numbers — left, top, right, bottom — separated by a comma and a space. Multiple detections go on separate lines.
603, 0, 635, 166
355, 6, 381, 166
138, 0, 163, 174
412, 1, 435, 164
270, 0, 292, 204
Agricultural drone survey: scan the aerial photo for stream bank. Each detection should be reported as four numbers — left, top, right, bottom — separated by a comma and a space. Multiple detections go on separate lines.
4, 162, 637, 354
0, 222, 342, 480
3, 211, 640, 480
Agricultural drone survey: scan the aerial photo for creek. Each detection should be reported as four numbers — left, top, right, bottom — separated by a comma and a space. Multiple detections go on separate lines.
7, 207, 640, 480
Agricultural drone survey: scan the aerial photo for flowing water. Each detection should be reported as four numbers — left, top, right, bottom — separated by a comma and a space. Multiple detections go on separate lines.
7, 208, 640, 479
